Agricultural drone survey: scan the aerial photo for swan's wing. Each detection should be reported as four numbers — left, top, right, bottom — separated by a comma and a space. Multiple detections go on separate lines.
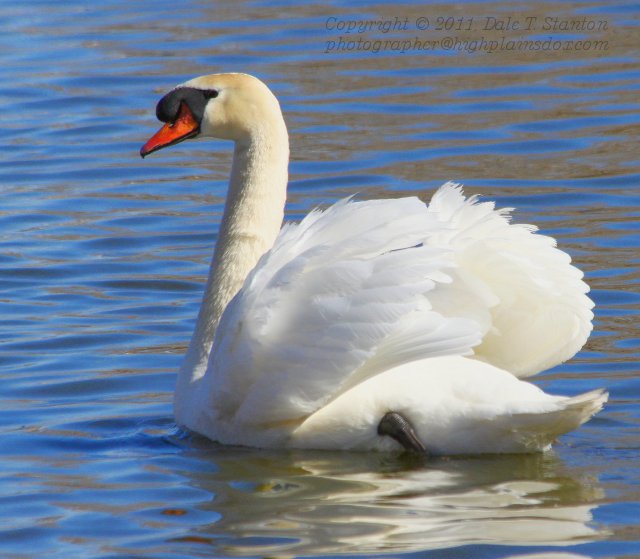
208, 196, 481, 425
206, 183, 593, 427
427, 182, 594, 377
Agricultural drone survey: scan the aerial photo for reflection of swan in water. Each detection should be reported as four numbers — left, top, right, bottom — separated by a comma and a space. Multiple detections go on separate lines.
173, 445, 606, 556
502, 554, 592, 559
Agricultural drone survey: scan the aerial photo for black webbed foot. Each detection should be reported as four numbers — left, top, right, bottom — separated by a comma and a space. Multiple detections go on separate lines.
377, 411, 428, 454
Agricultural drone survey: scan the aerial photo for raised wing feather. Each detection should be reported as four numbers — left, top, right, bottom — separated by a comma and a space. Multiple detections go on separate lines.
208, 196, 480, 425
427, 183, 594, 377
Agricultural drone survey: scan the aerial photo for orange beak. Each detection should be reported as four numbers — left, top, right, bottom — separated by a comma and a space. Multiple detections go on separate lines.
140, 101, 200, 158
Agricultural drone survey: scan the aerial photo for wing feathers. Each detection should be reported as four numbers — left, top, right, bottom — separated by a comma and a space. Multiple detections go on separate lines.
207, 182, 594, 427
210, 195, 479, 425
428, 182, 593, 377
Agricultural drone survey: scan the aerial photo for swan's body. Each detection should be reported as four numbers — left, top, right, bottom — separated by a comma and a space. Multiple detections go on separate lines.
141, 72, 606, 454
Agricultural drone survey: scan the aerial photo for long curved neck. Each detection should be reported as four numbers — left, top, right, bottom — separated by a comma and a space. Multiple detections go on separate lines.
179, 123, 289, 388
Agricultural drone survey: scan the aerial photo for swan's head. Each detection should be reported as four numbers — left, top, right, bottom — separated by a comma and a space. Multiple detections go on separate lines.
140, 72, 284, 157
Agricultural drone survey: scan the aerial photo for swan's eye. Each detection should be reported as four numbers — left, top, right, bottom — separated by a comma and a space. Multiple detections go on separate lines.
203, 90, 219, 99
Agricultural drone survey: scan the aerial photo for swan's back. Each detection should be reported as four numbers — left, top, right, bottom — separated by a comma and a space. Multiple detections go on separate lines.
191, 183, 593, 444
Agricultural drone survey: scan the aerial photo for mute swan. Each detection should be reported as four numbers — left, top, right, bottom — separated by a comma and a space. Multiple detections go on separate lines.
140, 72, 606, 454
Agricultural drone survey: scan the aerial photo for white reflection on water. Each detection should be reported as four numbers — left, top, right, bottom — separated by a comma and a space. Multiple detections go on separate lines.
173, 445, 607, 556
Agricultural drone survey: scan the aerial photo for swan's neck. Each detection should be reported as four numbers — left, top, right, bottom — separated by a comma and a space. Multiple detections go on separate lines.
178, 124, 289, 391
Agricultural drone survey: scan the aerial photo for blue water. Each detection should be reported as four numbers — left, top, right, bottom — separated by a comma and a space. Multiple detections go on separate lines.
1, 1, 639, 557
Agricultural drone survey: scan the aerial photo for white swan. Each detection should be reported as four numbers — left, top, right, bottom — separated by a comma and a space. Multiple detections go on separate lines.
140, 72, 607, 454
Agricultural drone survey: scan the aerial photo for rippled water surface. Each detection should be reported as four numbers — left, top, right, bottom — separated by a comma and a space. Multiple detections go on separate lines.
2, 1, 639, 557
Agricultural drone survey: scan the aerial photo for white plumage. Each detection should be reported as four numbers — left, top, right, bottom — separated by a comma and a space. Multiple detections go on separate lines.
141, 73, 606, 454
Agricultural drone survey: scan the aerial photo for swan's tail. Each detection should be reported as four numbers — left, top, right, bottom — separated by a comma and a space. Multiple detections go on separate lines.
562, 388, 609, 422
512, 389, 608, 450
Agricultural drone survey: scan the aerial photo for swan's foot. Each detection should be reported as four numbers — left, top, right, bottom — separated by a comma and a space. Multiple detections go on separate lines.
377, 411, 428, 454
